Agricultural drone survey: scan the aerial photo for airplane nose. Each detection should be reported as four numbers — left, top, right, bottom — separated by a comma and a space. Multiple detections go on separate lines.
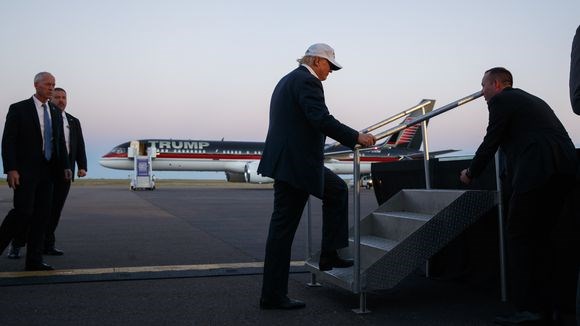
98, 158, 109, 168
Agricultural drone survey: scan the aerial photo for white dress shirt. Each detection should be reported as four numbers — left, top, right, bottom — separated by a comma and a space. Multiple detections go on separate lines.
32, 95, 51, 150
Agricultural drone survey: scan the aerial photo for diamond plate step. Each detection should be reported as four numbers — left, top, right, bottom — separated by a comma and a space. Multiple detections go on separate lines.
361, 211, 432, 242
305, 260, 354, 291
348, 235, 399, 270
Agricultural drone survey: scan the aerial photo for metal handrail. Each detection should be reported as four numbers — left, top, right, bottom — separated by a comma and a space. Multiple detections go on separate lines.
325, 91, 483, 159
373, 91, 483, 144
325, 99, 435, 151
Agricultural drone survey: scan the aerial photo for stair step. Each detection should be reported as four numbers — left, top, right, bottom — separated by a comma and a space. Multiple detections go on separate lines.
305, 260, 354, 291
352, 235, 399, 251
373, 211, 433, 221
362, 211, 430, 242
345, 235, 399, 270
375, 189, 465, 215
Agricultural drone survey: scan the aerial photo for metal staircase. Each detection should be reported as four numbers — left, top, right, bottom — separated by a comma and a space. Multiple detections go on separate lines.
305, 189, 497, 292
303, 91, 507, 312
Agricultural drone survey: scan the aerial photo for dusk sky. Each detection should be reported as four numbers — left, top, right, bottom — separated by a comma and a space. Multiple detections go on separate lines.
1, 1, 579, 180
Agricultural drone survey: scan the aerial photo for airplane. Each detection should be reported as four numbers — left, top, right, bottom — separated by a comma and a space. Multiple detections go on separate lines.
99, 104, 457, 184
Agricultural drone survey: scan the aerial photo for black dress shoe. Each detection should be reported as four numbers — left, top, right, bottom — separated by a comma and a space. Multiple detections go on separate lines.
43, 248, 64, 256
25, 262, 54, 271
7, 245, 21, 259
493, 310, 546, 325
259, 297, 306, 310
319, 250, 354, 271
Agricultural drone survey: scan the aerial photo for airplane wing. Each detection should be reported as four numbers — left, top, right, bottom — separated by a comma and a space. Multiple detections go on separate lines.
402, 149, 459, 159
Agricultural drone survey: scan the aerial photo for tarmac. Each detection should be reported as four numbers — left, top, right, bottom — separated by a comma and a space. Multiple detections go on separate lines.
0, 182, 514, 325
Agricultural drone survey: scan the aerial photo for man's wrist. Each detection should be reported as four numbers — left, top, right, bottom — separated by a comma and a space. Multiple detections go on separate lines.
465, 168, 473, 178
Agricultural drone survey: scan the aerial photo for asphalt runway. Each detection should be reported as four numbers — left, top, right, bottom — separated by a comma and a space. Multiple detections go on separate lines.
0, 184, 509, 325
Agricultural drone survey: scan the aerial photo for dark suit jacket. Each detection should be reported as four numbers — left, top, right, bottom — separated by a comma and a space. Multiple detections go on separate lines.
469, 87, 577, 193
2, 97, 69, 177
63, 112, 87, 180
570, 24, 580, 115
258, 66, 359, 198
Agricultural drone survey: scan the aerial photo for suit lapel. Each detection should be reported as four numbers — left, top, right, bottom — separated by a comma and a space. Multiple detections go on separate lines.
28, 97, 42, 140
66, 113, 76, 158
48, 102, 62, 159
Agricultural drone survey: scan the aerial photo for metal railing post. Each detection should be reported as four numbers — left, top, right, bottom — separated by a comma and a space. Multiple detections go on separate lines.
421, 106, 431, 189
353, 148, 361, 293
494, 152, 508, 301
306, 197, 321, 287
352, 148, 369, 314
421, 107, 432, 278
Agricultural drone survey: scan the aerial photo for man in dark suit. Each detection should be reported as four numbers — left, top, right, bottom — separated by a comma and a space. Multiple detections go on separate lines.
6, 87, 88, 258
569, 24, 580, 325
43, 87, 87, 255
258, 43, 376, 310
460, 67, 577, 324
0, 72, 71, 271
570, 24, 580, 115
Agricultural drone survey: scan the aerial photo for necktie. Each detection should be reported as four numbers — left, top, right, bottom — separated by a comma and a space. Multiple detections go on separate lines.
42, 103, 52, 160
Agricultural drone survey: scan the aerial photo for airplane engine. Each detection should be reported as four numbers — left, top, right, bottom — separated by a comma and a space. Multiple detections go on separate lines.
225, 172, 248, 183
244, 161, 273, 184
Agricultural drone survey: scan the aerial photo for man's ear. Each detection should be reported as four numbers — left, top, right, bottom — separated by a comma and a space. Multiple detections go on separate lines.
313, 57, 321, 67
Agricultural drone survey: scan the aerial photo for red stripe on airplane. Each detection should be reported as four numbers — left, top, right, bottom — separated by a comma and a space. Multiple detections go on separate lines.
156, 153, 262, 160
337, 157, 401, 163
103, 152, 399, 162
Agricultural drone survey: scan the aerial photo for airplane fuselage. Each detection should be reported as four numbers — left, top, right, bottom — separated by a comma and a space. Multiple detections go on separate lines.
99, 139, 411, 183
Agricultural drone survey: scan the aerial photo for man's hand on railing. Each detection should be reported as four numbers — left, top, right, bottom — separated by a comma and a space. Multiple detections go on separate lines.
357, 133, 376, 147
460, 168, 472, 185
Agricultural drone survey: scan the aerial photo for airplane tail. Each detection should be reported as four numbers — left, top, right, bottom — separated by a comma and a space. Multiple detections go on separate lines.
382, 101, 434, 150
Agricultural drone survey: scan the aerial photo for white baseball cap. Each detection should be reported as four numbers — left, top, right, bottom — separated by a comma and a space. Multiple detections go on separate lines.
305, 43, 342, 70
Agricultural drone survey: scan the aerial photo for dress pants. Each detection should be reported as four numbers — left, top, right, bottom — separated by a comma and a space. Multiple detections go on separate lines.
0, 163, 54, 266
506, 174, 574, 313
44, 175, 71, 249
576, 271, 580, 323
261, 168, 349, 300
10, 169, 70, 250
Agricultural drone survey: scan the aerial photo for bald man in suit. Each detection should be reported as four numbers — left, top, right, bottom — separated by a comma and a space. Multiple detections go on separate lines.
0, 72, 71, 271
7, 87, 87, 258
461, 67, 577, 324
